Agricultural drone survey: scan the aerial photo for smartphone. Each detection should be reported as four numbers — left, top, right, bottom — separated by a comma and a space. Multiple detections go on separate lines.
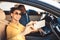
34, 20, 45, 30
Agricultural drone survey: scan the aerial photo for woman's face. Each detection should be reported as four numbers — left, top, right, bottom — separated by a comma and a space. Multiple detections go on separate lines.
11, 10, 22, 21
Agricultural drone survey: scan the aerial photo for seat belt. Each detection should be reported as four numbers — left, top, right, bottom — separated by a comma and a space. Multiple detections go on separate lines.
26, 13, 29, 22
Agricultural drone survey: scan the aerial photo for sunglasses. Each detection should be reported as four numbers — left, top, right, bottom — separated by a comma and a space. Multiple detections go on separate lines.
15, 12, 22, 15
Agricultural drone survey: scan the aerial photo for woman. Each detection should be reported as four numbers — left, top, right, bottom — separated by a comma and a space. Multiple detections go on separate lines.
6, 7, 36, 40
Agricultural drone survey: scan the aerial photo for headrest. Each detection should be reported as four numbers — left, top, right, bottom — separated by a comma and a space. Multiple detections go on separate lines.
0, 9, 6, 20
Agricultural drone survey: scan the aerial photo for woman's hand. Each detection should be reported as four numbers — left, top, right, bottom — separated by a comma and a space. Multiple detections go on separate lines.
24, 25, 34, 35
23, 21, 38, 35
26, 21, 37, 26
20, 21, 38, 36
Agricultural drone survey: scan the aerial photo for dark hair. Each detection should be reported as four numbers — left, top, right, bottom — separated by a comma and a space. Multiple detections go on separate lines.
18, 5, 25, 9
17, 5, 26, 13
17, 5, 25, 11
10, 7, 21, 13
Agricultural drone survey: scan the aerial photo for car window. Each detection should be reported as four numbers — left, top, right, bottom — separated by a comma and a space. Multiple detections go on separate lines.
0, 1, 59, 21
0, 2, 45, 21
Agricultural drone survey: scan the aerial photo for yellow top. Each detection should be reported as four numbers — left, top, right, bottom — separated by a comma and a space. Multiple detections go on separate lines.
6, 22, 25, 40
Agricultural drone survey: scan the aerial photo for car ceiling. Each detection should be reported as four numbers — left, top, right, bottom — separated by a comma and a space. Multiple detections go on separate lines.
0, 0, 60, 17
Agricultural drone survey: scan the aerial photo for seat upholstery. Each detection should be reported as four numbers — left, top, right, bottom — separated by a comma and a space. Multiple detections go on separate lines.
0, 9, 8, 40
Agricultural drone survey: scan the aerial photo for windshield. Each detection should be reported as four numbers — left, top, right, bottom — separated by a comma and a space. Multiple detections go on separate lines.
38, 0, 60, 9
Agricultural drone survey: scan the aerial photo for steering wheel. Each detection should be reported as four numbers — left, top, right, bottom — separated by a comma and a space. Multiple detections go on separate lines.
50, 22, 60, 40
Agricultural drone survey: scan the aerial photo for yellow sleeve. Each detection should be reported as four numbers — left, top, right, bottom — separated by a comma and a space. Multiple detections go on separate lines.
6, 24, 25, 40
6, 26, 20, 39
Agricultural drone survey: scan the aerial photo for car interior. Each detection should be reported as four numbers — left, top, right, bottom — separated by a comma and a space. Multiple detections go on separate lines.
0, 1, 60, 40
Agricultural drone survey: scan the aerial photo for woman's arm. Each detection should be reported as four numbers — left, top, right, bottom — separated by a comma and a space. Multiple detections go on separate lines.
20, 21, 38, 36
